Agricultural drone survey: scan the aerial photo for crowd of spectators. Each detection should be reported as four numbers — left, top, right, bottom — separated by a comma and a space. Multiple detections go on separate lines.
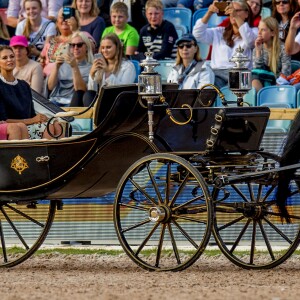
1, 0, 300, 139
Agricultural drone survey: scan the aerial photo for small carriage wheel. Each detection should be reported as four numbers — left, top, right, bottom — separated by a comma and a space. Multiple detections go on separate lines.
114, 153, 213, 271
212, 152, 300, 269
0, 200, 57, 267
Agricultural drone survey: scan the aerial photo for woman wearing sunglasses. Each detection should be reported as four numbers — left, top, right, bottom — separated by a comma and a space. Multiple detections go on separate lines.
47, 31, 94, 106
167, 33, 214, 89
193, 0, 257, 89
272, 0, 298, 42
71, 33, 136, 107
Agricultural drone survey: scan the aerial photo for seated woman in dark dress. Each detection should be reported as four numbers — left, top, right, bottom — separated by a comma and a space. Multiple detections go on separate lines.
0, 45, 62, 139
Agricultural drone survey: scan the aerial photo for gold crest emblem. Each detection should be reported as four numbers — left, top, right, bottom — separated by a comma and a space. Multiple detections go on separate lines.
11, 155, 29, 175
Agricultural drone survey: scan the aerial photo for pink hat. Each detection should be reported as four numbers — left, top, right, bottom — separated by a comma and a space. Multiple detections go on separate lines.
9, 35, 29, 47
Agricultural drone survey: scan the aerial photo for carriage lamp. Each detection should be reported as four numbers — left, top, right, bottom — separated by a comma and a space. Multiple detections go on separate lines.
138, 52, 162, 142
229, 46, 252, 106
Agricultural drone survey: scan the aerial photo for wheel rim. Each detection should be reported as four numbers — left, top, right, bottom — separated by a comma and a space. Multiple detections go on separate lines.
114, 153, 212, 271
0, 200, 56, 267
213, 166, 300, 269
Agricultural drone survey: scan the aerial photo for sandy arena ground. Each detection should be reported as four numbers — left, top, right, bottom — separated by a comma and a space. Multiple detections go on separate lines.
0, 252, 300, 300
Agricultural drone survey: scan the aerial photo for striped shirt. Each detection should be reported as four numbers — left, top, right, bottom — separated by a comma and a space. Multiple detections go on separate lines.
138, 20, 178, 60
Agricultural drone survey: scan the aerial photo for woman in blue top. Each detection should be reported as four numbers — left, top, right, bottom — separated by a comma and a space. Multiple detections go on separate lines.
72, 0, 106, 50
0, 45, 61, 139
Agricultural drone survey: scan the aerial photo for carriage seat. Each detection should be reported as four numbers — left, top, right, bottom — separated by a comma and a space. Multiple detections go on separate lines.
32, 89, 74, 137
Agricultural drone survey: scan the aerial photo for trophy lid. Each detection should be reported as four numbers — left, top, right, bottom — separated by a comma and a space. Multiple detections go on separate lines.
140, 52, 160, 73
230, 46, 250, 69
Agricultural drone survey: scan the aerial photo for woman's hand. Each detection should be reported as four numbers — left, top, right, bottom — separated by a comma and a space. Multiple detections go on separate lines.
290, 12, 300, 30
32, 114, 48, 124
255, 36, 263, 50
90, 57, 107, 78
64, 53, 77, 68
208, 1, 219, 14
55, 55, 65, 66
29, 45, 40, 57
67, 16, 79, 32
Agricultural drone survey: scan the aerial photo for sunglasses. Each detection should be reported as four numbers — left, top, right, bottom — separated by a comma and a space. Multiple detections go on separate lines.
69, 42, 86, 48
178, 43, 195, 49
275, 0, 289, 5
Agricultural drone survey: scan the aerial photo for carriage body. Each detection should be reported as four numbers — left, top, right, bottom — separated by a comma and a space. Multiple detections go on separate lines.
1, 84, 300, 271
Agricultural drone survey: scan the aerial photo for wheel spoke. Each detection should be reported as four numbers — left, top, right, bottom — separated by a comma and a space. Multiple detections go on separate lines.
256, 184, 263, 202
231, 184, 249, 202
174, 215, 207, 224
0, 207, 29, 250
5, 204, 44, 227
258, 219, 275, 261
172, 219, 198, 249
119, 202, 149, 212
247, 183, 255, 202
217, 215, 245, 231
155, 224, 166, 267
167, 223, 181, 264
135, 222, 160, 256
121, 218, 151, 233
261, 185, 276, 202
173, 194, 205, 211
169, 172, 190, 207
0, 220, 7, 263
146, 163, 163, 205
129, 177, 157, 206
165, 162, 171, 205
263, 216, 292, 244
250, 220, 257, 265
230, 219, 251, 253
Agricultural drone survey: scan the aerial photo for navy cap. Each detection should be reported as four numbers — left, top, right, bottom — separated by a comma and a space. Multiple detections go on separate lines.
176, 33, 197, 46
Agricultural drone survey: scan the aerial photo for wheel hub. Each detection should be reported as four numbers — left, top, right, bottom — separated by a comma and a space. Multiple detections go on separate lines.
149, 207, 166, 222
149, 205, 173, 223
239, 203, 263, 219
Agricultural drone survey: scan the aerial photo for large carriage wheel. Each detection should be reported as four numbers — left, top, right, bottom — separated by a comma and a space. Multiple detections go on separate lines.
114, 153, 212, 271
0, 200, 56, 267
213, 153, 300, 269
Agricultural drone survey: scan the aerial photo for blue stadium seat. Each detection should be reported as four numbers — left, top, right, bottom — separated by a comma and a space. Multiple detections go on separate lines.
175, 24, 188, 38
257, 85, 296, 132
198, 42, 210, 60
260, 7, 271, 18
130, 60, 141, 83
0, 0, 8, 8
155, 60, 176, 83
291, 60, 300, 73
192, 8, 227, 28
257, 85, 296, 108
163, 7, 192, 33
215, 86, 257, 107
296, 89, 300, 107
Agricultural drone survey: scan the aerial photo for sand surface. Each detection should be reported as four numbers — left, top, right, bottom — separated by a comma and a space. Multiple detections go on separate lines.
1, 252, 299, 300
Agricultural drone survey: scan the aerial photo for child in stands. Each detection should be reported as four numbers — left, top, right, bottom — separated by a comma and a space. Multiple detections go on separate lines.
102, 2, 139, 56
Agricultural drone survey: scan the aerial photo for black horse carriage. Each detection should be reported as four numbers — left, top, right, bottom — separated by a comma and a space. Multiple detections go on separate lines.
1, 69, 300, 271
